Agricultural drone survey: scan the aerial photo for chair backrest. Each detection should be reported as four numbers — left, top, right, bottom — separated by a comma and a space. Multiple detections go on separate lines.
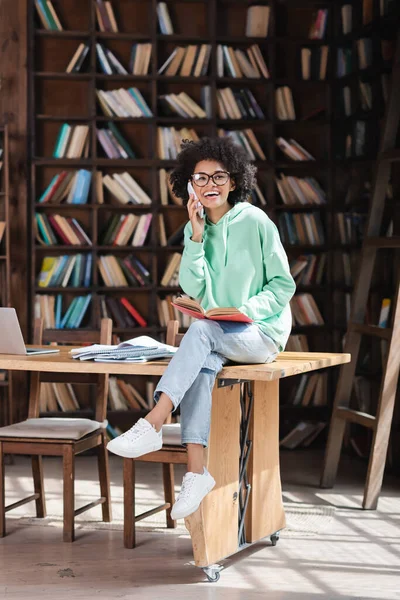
28, 318, 112, 422
166, 320, 184, 348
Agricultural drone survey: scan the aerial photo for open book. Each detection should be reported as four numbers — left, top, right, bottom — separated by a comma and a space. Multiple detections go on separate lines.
171, 297, 253, 323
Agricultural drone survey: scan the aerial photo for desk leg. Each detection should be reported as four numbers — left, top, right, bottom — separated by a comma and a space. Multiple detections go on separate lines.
245, 380, 286, 542
185, 384, 241, 568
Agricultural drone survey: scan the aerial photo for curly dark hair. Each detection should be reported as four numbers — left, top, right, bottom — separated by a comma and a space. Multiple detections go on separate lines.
169, 136, 257, 205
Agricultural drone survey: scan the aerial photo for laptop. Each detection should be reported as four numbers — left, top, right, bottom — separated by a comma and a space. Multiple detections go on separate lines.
0, 308, 60, 355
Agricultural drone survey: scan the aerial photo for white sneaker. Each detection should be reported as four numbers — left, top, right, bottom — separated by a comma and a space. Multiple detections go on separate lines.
170, 468, 216, 520
106, 418, 162, 458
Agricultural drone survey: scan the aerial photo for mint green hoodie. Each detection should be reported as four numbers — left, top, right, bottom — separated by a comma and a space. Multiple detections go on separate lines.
179, 202, 296, 351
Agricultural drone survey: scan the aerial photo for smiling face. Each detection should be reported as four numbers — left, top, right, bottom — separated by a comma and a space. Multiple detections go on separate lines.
191, 160, 235, 210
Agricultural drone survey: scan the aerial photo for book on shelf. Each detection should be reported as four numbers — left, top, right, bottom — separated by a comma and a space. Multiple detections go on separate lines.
35, 213, 92, 247
172, 296, 253, 323
34, 293, 92, 329
291, 294, 324, 326
102, 172, 151, 205
278, 212, 325, 246
157, 127, 200, 160
341, 4, 352, 35
245, 5, 270, 38
116, 378, 150, 411
97, 123, 136, 159
37, 254, 92, 288
290, 254, 326, 286
157, 2, 174, 35
158, 90, 210, 119
99, 295, 146, 329
249, 183, 267, 206
301, 46, 329, 81
160, 252, 181, 286
308, 9, 328, 40
129, 43, 152, 75
97, 255, 150, 288
275, 87, 296, 121
96, 88, 152, 118
216, 44, 269, 79
35, 0, 63, 31
96, 43, 128, 75
378, 298, 391, 328
336, 47, 353, 78
157, 45, 212, 77
216, 88, 265, 120
218, 129, 266, 161
0, 222, 5, 244
357, 38, 373, 70
276, 137, 315, 162
100, 213, 152, 247
275, 175, 326, 205
53, 124, 90, 159
280, 421, 326, 450
38, 170, 92, 205
96, 0, 118, 33
66, 43, 90, 74
362, 0, 374, 25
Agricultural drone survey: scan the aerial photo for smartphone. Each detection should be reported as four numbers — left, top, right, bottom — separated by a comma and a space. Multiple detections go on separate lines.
187, 181, 204, 219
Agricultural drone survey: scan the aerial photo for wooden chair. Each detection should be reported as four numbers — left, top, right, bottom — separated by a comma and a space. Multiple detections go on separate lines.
0, 318, 113, 542
124, 320, 186, 548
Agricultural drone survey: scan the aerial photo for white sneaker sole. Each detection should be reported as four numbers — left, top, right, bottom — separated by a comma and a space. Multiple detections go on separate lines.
106, 438, 162, 459
171, 478, 216, 520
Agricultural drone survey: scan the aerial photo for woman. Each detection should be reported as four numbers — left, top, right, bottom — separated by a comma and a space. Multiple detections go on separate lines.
107, 136, 296, 520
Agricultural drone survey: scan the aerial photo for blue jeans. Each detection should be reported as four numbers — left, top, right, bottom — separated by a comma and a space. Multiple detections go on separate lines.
154, 320, 279, 447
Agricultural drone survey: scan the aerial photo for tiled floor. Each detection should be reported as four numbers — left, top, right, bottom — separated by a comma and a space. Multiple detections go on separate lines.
1, 449, 399, 599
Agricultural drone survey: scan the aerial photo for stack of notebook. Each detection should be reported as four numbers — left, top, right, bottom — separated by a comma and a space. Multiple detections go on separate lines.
70, 336, 177, 363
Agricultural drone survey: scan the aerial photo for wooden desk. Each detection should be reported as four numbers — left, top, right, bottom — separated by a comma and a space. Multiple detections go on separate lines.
0, 349, 350, 580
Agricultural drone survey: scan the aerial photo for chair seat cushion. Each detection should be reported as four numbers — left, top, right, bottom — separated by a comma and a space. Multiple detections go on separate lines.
0, 418, 105, 440
161, 423, 182, 446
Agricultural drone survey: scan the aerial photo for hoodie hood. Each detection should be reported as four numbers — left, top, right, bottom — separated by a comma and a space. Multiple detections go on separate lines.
204, 202, 253, 266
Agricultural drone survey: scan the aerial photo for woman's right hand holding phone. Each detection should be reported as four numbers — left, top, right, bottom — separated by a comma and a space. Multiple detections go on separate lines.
187, 194, 205, 243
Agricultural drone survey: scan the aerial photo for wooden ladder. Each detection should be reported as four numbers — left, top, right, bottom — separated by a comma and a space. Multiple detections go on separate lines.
320, 29, 400, 510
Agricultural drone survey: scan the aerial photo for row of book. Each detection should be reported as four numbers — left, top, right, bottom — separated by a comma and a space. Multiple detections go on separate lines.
291, 293, 324, 327
288, 372, 328, 407
99, 295, 147, 328
216, 45, 270, 79
158, 216, 185, 247
280, 421, 326, 450
341, 1, 397, 35
108, 377, 154, 412
158, 45, 212, 78
100, 213, 152, 247
95, 43, 151, 77
336, 212, 366, 244
275, 87, 296, 121
339, 75, 390, 117
37, 170, 151, 207
278, 212, 325, 246
276, 175, 326, 205
159, 90, 210, 119
290, 254, 326, 287
219, 129, 266, 161
276, 138, 315, 162
34, 293, 92, 329
301, 46, 329, 81
98, 254, 151, 288
216, 87, 265, 121
96, 87, 152, 118
337, 38, 394, 78
96, 124, 137, 159
36, 213, 91, 246
38, 254, 92, 288
53, 125, 89, 159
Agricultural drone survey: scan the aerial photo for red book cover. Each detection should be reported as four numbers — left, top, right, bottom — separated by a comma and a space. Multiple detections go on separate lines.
120, 297, 147, 327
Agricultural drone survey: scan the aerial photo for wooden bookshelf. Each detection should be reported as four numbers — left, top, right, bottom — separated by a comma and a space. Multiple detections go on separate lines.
0, 125, 12, 426
27, 0, 399, 441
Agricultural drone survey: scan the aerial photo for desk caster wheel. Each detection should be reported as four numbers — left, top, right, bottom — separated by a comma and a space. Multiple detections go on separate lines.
203, 567, 221, 582
270, 531, 280, 546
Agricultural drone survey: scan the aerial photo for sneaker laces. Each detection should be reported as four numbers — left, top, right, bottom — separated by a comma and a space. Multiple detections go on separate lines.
177, 472, 199, 501
120, 419, 152, 442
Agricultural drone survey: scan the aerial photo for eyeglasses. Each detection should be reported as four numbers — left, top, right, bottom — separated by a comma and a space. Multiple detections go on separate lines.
191, 171, 230, 187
